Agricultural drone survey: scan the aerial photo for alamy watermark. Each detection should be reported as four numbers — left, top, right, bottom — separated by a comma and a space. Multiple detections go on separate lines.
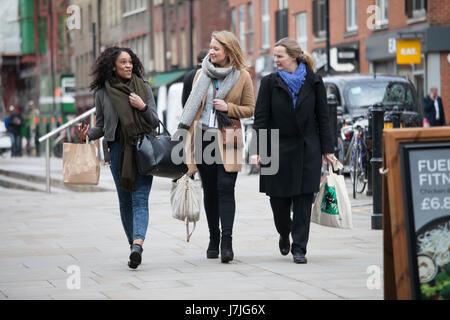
66, 5, 81, 31
366, 265, 381, 290
170, 123, 280, 176
66, 265, 81, 290
366, 4, 388, 31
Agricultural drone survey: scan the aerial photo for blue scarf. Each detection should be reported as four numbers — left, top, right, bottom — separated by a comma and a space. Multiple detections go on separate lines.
277, 62, 307, 108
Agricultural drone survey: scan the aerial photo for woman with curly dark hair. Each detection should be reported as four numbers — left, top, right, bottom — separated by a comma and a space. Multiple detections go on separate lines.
77, 46, 159, 269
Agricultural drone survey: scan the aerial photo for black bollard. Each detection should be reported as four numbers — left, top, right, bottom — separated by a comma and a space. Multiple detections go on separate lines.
366, 111, 373, 196
369, 103, 384, 230
327, 94, 339, 157
35, 123, 40, 157
391, 106, 402, 128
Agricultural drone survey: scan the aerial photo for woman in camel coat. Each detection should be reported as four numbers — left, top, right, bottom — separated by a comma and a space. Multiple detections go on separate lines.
175, 30, 255, 263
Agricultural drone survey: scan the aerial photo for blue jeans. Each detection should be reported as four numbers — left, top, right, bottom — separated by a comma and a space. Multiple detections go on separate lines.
109, 140, 153, 244
10, 134, 21, 156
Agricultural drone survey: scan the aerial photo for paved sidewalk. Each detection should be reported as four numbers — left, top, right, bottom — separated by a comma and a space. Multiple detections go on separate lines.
0, 157, 382, 300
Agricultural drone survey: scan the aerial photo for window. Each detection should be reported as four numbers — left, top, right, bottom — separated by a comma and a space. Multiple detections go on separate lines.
247, 3, 254, 54
346, 0, 357, 32
275, 8, 288, 41
123, 0, 146, 17
76, 56, 80, 88
375, 0, 388, 26
312, 0, 326, 38
155, 31, 165, 71
296, 12, 307, 53
279, 0, 288, 9
192, 25, 197, 66
231, 7, 236, 35
405, 0, 427, 19
239, 5, 246, 53
325, 83, 341, 106
171, 32, 178, 66
181, 29, 187, 68
261, 0, 270, 49
88, 4, 92, 25
345, 81, 415, 111
143, 35, 149, 72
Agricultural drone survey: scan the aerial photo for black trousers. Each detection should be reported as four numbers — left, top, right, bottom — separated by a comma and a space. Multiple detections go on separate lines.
196, 130, 238, 239
269, 193, 314, 255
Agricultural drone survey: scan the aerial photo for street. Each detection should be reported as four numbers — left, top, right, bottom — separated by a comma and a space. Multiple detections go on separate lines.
0, 156, 382, 300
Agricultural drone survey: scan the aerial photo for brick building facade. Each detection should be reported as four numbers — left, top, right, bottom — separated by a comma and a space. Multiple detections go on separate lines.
229, 0, 450, 120
152, 0, 230, 72
72, 0, 125, 112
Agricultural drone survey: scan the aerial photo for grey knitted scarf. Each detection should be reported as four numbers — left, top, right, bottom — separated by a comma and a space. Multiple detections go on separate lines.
179, 55, 240, 128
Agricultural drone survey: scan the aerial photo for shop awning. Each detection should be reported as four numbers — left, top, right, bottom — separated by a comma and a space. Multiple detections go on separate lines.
148, 70, 188, 88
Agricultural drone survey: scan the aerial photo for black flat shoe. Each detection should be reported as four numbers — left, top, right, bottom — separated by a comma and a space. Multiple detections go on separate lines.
221, 235, 234, 263
279, 235, 290, 256
128, 244, 143, 269
293, 252, 307, 264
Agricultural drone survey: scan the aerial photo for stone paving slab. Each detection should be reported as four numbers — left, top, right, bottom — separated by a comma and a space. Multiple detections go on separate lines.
0, 157, 383, 300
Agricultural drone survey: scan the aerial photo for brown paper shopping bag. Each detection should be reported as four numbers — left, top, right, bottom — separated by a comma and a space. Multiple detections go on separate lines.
63, 137, 100, 185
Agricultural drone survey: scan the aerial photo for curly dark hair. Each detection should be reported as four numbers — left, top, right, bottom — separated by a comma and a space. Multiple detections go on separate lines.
90, 47, 145, 91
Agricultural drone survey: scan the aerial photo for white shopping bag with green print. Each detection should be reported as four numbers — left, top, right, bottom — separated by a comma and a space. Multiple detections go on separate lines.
312, 166, 353, 229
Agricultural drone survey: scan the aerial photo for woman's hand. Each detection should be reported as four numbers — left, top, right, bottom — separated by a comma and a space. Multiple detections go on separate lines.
76, 123, 90, 142
250, 154, 260, 170
324, 153, 343, 171
129, 93, 146, 111
324, 153, 335, 162
324, 153, 336, 165
213, 99, 228, 112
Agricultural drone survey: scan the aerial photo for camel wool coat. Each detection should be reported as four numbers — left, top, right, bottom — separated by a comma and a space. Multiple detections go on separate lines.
184, 68, 255, 174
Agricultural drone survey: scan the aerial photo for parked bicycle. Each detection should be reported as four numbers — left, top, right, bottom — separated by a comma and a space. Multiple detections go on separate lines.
350, 120, 368, 198
338, 118, 369, 198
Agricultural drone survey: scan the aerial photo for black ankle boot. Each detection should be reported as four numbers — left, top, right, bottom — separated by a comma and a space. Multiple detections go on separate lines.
206, 231, 220, 259
128, 244, 143, 269
220, 235, 234, 263
207, 239, 220, 259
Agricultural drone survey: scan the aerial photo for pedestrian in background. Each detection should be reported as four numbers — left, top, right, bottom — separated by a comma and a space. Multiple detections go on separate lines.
77, 47, 159, 269
251, 38, 335, 264
7, 106, 23, 157
175, 31, 255, 263
423, 88, 446, 126
182, 49, 209, 107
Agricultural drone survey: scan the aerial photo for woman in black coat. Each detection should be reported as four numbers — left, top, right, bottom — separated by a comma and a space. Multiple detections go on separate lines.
251, 38, 335, 264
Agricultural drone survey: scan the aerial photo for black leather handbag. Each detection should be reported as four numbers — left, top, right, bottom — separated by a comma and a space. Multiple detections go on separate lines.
135, 120, 188, 179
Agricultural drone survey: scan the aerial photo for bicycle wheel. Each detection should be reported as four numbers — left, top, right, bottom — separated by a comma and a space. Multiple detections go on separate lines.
355, 143, 367, 194
336, 137, 345, 174
350, 147, 358, 199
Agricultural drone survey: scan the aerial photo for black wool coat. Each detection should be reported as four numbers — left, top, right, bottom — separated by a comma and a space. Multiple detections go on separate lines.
253, 66, 334, 197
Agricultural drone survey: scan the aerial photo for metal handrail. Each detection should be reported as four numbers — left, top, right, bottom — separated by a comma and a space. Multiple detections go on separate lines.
39, 107, 96, 193
39, 107, 96, 143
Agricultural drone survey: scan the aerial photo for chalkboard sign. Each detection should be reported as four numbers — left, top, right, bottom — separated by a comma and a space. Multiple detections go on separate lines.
382, 127, 450, 300
400, 142, 450, 300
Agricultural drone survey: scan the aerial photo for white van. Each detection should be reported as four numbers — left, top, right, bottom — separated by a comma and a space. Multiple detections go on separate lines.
166, 82, 184, 135
156, 85, 168, 128
156, 82, 183, 135
0, 121, 12, 157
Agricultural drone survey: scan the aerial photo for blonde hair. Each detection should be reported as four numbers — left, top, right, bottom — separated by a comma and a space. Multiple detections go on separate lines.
274, 37, 315, 71
211, 30, 248, 70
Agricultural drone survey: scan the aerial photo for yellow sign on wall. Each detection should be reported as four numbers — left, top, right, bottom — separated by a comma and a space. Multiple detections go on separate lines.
397, 40, 421, 64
